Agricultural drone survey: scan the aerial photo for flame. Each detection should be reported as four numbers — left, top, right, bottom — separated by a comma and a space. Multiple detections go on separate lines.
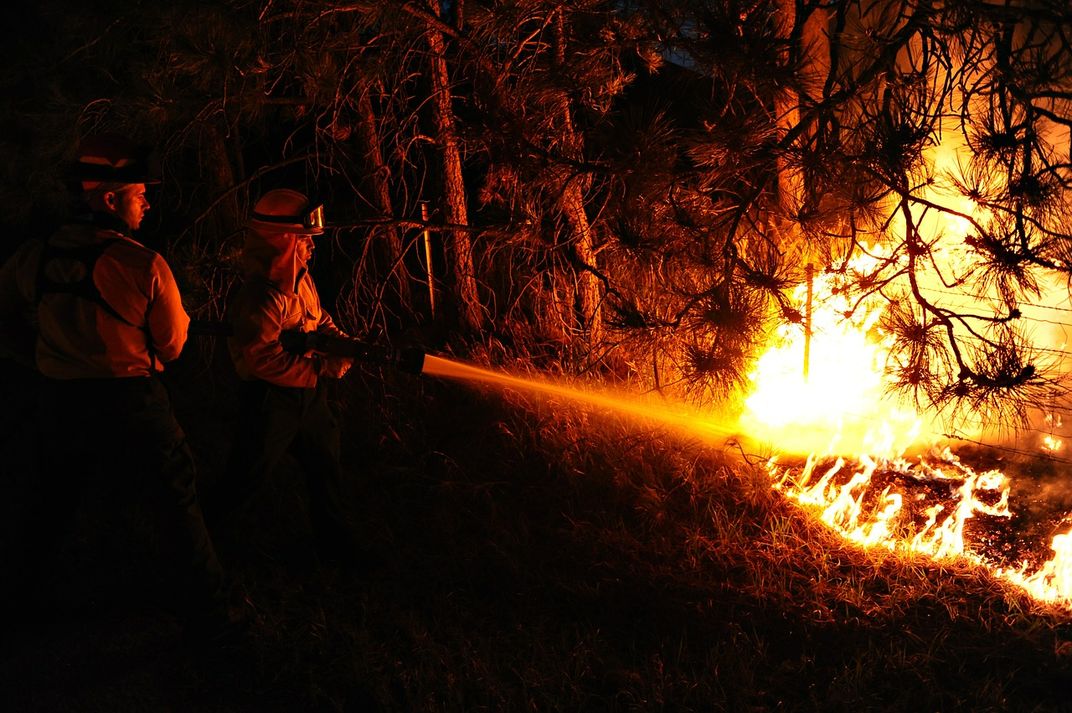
1001, 531, 1072, 604
740, 132, 1072, 608
741, 248, 928, 458
1043, 435, 1064, 453
769, 443, 1072, 606
770, 448, 1011, 554
753, 318, 1072, 606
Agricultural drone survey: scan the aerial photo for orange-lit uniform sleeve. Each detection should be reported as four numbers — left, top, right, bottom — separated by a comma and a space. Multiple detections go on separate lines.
92, 245, 190, 365
227, 278, 320, 388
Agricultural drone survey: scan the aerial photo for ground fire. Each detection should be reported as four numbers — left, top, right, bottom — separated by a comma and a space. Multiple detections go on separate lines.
388, 258, 1072, 609
738, 126, 1072, 608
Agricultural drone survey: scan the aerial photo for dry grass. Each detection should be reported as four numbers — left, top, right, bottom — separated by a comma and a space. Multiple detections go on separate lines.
2, 351, 1072, 712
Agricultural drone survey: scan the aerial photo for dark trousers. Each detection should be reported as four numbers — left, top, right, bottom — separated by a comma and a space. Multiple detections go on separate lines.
18, 376, 227, 626
211, 380, 354, 555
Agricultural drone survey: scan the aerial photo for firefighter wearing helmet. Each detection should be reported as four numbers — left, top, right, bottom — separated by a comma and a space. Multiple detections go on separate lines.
0, 133, 242, 646
207, 188, 362, 567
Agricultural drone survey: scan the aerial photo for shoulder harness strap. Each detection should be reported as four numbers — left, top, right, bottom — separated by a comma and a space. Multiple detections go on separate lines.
35, 237, 140, 328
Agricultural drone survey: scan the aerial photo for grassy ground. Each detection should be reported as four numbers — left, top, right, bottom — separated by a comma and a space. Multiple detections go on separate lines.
2, 348, 1072, 712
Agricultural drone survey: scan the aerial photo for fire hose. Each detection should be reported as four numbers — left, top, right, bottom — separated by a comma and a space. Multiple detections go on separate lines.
188, 320, 426, 375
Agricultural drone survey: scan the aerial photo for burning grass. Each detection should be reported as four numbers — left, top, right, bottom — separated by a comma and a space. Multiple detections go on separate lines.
2, 354, 1072, 711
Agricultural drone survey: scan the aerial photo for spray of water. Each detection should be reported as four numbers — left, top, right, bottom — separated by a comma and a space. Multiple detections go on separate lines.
421, 355, 738, 441
419, 354, 1072, 607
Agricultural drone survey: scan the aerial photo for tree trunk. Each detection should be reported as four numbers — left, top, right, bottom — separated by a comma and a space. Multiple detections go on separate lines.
773, 0, 831, 379
772, 0, 833, 258
202, 123, 242, 246
774, 0, 831, 205
773, 0, 804, 220
355, 86, 412, 316
426, 0, 483, 332
560, 168, 602, 342
553, 9, 602, 343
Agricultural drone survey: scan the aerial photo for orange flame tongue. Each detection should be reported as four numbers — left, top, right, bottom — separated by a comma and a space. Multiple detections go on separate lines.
1003, 533, 1072, 604
741, 251, 1072, 607
742, 251, 929, 459
770, 449, 1012, 557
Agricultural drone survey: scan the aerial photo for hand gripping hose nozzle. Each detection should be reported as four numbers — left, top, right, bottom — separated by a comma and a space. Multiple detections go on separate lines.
187, 321, 426, 375
280, 330, 426, 375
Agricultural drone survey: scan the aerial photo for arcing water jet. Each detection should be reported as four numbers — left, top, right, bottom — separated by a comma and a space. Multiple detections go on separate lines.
190, 321, 1072, 607
420, 354, 738, 440
190, 319, 738, 440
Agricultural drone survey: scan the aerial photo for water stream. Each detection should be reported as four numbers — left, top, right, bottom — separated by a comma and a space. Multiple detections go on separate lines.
420, 354, 738, 440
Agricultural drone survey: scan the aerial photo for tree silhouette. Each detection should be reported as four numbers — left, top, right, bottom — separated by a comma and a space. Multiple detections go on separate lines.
4, 0, 1072, 427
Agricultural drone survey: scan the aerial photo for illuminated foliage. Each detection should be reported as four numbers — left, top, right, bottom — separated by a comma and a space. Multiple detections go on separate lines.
4, 0, 1072, 421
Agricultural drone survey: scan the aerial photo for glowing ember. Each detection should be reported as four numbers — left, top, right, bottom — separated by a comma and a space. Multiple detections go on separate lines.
1043, 414, 1065, 453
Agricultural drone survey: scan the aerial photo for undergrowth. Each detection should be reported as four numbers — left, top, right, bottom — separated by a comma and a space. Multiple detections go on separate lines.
1, 347, 1071, 712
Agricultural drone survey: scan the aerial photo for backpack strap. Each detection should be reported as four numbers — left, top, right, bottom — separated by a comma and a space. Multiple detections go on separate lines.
35, 237, 140, 328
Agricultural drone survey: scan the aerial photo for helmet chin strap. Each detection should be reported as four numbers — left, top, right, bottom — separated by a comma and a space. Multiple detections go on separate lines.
294, 264, 307, 293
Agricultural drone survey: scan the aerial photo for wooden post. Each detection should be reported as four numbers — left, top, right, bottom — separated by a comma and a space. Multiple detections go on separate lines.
421, 201, 437, 319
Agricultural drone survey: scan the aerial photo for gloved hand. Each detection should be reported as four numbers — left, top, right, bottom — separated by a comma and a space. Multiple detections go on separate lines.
318, 355, 352, 379
279, 329, 312, 355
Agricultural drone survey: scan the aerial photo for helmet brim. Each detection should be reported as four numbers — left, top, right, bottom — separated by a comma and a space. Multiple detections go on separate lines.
248, 202, 327, 235
248, 218, 325, 235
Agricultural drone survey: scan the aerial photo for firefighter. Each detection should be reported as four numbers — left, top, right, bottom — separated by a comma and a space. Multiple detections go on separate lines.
0, 134, 243, 646
208, 188, 361, 567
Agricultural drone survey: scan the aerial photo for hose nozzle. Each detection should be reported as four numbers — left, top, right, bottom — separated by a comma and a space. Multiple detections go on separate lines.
395, 347, 425, 375
282, 330, 426, 374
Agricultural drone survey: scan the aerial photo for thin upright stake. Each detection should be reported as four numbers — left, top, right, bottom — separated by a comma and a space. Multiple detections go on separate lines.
804, 262, 814, 381
421, 201, 437, 319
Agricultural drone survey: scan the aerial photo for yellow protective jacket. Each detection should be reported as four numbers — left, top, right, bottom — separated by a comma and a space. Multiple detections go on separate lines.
0, 219, 189, 378
227, 230, 348, 388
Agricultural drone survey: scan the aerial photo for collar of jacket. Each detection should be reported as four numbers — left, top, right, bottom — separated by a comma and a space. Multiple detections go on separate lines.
83, 211, 132, 237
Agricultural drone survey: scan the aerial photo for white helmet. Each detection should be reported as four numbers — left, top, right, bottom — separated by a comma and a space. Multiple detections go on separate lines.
249, 189, 325, 235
